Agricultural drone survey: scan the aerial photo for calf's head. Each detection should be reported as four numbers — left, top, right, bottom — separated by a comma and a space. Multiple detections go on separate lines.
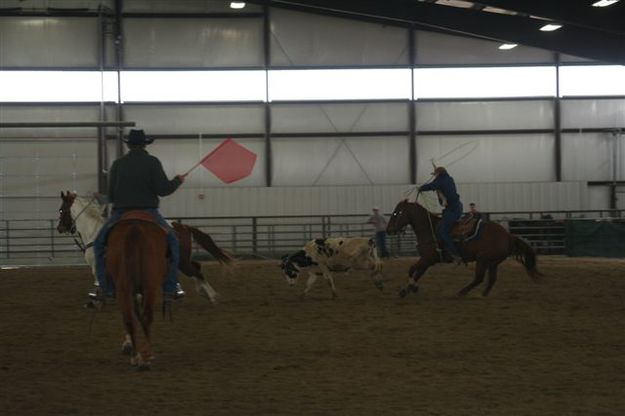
280, 250, 316, 285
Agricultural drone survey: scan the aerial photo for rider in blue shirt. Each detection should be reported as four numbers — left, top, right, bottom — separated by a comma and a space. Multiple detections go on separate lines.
418, 166, 463, 264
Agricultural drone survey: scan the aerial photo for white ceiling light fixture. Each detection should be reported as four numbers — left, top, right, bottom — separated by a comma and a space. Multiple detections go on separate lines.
434, 0, 474, 9
230, 2, 246, 9
482, 6, 517, 15
498, 43, 518, 50
592, 0, 620, 7
540, 23, 563, 31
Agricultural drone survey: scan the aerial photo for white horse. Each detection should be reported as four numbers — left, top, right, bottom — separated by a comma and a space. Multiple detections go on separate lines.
57, 191, 233, 303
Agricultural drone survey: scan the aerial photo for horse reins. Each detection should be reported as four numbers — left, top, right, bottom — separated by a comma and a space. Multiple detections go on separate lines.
417, 193, 445, 263
67, 197, 97, 253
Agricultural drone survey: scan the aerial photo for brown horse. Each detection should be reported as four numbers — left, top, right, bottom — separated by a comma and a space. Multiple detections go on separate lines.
106, 212, 168, 369
386, 199, 542, 297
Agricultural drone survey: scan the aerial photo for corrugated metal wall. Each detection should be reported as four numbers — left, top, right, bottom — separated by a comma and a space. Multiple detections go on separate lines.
0, 2, 624, 224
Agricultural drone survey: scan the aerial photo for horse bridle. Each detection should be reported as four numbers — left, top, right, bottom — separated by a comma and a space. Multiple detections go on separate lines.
58, 197, 97, 253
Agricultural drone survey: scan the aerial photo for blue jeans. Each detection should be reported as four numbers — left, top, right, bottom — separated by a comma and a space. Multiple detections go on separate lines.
375, 231, 389, 258
438, 202, 463, 257
94, 208, 180, 295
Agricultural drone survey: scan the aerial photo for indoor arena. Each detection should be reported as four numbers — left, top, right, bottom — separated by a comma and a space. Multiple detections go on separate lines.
1, 1, 624, 415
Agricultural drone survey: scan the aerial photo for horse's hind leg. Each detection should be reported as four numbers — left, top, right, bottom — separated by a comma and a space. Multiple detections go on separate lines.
135, 287, 158, 370
482, 263, 499, 297
190, 261, 220, 303
180, 260, 219, 303
458, 261, 487, 297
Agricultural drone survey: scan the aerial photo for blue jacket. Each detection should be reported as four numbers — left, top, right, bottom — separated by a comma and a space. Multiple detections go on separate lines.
418, 172, 461, 208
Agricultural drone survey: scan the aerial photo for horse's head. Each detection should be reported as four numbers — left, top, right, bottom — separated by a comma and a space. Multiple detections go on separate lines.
280, 250, 315, 285
57, 191, 77, 234
386, 199, 414, 235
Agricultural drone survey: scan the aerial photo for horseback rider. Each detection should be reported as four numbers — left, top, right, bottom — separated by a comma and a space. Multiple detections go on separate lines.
418, 166, 464, 264
92, 129, 187, 302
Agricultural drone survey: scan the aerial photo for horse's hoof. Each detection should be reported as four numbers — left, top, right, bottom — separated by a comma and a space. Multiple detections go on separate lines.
136, 362, 151, 371
400, 285, 418, 298
121, 343, 132, 356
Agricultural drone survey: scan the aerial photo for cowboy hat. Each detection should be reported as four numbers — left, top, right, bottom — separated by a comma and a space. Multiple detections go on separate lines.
124, 129, 154, 145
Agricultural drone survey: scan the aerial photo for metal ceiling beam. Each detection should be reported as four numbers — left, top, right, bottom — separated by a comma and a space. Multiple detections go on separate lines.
247, 0, 625, 64
476, 0, 625, 36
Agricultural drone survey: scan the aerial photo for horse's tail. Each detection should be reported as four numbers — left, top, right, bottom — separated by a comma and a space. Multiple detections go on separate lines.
189, 226, 236, 265
118, 224, 143, 351
511, 235, 543, 281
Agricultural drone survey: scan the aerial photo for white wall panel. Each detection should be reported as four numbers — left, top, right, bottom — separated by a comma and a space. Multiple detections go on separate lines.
270, 9, 409, 67
416, 134, 555, 182
0, 105, 115, 138
415, 30, 554, 66
148, 138, 266, 188
561, 133, 621, 181
587, 186, 611, 211
272, 136, 409, 186
158, 181, 588, 218
561, 99, 625, 129
123, 104, 264, 134
0, 140, 98, 197
272, 102, 408, 133
454, 182, 588, 214
1, 0, 111, 9
416, 100, 553, 130
0, 17, 98, 67
123, 18, 263, 67
123, 0, 262, 13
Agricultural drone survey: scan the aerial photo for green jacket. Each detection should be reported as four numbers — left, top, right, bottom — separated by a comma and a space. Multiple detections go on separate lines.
108, 148, 181, 209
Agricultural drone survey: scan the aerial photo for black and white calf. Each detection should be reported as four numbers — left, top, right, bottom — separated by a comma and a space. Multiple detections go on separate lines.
280, 237, 384, 299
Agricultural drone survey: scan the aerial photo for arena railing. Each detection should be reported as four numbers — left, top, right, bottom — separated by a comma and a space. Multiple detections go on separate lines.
0, 209, 623, 266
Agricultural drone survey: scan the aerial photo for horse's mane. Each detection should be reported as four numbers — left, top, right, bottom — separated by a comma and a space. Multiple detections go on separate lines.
74, 196, 105, 221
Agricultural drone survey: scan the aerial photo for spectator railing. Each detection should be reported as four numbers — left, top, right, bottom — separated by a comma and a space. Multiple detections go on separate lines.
1, 209, 623, 265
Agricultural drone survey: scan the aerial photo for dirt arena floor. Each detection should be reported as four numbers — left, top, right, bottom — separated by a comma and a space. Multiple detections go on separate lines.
1, 256, 624, 416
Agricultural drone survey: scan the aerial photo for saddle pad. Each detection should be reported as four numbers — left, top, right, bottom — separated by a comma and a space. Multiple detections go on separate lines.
120, 210, 156, 223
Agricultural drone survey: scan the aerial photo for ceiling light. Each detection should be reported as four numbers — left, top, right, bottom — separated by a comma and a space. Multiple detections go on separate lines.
434, 0, 474, 9
482, 6, 517, 15
592, 0, 620, 7
498, 43, 518, 50
540, 24, 562, 31
230, 2, 246, 9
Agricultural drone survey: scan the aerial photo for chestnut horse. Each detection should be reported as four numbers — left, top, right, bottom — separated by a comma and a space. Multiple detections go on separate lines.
386, 199, 542, 297
57, 192, 234, 303
106, 212, 167, 369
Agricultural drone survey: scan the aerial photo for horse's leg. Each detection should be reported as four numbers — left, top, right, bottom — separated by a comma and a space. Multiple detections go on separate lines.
179, 259, 219, 303
119, 296, 138, 366
137, 293, 155, 370
458, 261, 487, 297
191, 260, 220, 303
121, 334, 133, 355
399, 258, 432, 298
482, 263, 500, 297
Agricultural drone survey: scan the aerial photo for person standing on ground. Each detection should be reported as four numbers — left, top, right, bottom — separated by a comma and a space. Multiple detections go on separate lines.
367, 207, 390, 258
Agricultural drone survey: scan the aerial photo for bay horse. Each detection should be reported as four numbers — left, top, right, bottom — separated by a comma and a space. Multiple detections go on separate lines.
57, 191, 234, 303
106, 212, 167, 369
386, 199, 542, 297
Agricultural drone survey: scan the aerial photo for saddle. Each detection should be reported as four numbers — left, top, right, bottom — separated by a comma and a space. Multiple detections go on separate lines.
450, 214, 483, 242
112, 210, 168, 235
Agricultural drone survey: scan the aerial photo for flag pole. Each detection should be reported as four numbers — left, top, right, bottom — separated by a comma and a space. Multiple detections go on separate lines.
182, 133, 205, 176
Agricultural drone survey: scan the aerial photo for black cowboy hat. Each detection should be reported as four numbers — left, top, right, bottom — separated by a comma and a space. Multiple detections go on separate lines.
124, 129, 154, 145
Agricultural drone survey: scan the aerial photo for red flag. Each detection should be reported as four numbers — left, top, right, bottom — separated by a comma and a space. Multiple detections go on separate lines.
199, 138, 257, 184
